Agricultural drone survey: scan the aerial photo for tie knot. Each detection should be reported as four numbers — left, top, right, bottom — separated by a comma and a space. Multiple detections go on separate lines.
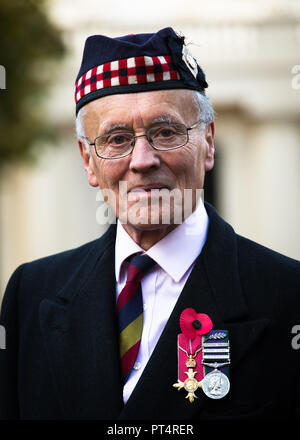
126, 254, 156, 283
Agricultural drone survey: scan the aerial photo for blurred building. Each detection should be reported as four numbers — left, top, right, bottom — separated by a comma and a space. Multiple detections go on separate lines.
1, 0, 300, 297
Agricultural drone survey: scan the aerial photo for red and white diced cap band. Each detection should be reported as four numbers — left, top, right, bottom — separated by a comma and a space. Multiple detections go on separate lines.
75, 55, 180, 104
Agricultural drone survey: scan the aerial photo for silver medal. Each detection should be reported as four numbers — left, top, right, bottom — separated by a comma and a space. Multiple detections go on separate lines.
201, 369, 230, 399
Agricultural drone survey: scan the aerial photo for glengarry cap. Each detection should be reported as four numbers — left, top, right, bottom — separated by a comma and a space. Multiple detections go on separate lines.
75, 27, 208, 114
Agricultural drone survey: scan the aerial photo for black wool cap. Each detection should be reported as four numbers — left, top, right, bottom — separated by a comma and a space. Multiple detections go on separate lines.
75, 27, 208, 114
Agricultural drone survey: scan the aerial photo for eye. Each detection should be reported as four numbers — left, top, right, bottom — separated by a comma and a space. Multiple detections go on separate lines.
154, 126, 177, 138
160, 128, 174, 137
107, 133, 131, 146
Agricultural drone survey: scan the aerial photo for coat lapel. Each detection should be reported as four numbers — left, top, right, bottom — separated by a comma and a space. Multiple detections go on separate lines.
40, 225, 124, 419
118, 204, 270, 419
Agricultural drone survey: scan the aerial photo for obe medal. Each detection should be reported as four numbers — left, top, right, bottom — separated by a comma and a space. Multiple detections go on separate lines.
173, 309, 213, 403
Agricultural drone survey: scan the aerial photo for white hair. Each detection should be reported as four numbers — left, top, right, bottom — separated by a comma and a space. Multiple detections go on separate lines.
192, 91, 215, 130
76, 106, 91, 154
75, 89, 214, 151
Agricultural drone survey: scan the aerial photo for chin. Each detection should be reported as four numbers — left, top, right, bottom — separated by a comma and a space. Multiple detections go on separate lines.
125, 206, 182, 230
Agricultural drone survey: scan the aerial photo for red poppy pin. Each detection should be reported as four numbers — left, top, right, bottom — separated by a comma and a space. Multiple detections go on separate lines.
179, 308, 213, 339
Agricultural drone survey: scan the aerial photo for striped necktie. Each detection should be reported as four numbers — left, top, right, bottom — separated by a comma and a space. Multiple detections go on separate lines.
117, 254, 156, 382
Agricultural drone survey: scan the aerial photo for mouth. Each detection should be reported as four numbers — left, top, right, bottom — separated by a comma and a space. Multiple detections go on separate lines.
129, 184, 170, 193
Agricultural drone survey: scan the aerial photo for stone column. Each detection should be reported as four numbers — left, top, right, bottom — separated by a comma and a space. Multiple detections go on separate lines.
217, 117, 300, 260
246, 120, 300, 259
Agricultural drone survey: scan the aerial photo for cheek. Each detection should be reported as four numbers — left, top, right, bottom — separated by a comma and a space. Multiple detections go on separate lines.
95, 161, 124, 190
94, 162, 126, 217
169, 143, 205, 185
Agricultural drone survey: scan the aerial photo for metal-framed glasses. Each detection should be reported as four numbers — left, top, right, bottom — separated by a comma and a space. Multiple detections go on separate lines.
83, 120, 205, 159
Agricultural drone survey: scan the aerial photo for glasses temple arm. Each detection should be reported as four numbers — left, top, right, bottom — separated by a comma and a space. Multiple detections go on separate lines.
81, 136, 95, 146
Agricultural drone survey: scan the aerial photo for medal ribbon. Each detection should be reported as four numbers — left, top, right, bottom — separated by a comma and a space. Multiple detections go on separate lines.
202, 329, 230, 378
177, 333, 204, 382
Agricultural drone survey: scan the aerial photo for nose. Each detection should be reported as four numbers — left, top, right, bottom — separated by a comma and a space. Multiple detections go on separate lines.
129, 135, 160, 173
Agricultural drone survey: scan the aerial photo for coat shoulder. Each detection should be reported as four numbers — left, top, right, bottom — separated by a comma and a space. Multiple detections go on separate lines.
205, 201, 300, 292
236, 234, 300, 314
236, 233, 300, 275
25, 224, 115, 271
2, 225, 116, 309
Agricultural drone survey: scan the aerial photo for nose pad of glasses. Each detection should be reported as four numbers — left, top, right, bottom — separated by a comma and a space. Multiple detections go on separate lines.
131, 134, 152, 149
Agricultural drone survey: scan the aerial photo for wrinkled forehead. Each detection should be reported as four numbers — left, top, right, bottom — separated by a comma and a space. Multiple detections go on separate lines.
80, 89, 199, 130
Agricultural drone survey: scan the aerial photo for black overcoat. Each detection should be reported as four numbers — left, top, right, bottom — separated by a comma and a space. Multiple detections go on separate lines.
1, 203, 300, 420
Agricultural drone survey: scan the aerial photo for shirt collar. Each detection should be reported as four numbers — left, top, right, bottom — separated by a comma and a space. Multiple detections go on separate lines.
115, 198, 209, 283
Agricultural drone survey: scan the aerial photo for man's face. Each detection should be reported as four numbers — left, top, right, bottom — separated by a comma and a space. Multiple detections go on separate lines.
79, 89, 214, 232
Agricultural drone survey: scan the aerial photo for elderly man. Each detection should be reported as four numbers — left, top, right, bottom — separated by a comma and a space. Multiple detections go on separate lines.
1, 27, 300, 421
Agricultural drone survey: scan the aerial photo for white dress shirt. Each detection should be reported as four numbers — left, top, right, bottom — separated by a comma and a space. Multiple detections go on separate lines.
115, 199, 209, 404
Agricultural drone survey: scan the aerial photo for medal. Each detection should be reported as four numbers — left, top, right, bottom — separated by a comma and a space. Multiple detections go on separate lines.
173, 309, 231, 402
201, 330, 231, 399
173, 309, 212, 402
173, 336, 203, 402
201, 369, 230, 399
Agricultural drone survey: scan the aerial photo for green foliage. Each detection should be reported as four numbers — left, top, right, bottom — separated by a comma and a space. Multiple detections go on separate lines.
0, 0, 66, 168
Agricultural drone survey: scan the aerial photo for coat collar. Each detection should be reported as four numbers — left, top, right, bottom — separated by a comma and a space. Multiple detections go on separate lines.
40, 204, 269, 420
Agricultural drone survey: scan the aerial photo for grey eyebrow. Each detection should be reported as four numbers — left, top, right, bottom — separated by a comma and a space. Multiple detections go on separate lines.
101, 123, 130, 134
151, 114, 181, 125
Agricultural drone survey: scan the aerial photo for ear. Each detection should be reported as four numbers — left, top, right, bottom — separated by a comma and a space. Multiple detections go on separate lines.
204, 121, 215, 172
78, 139, 99, 188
